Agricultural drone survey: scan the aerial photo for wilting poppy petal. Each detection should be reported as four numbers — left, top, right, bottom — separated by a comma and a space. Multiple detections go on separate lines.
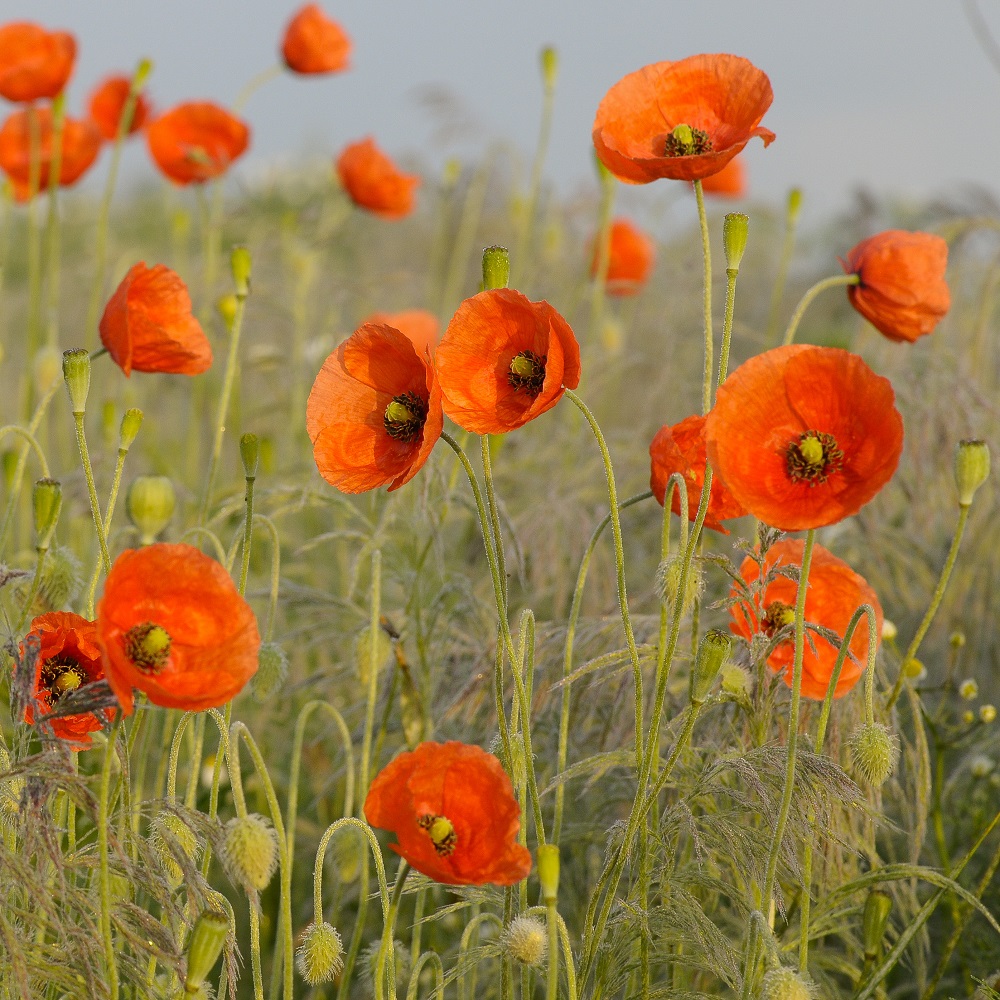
705, 345, 903, 531
650, 414, 746, 533
88, 75, 152, 141
22, 612, 111, 748
700, 154, 746, 199
0, 22, 76, 103
590, 218, 656, 296
97, 543, 260, 715
282, 4, 351, 75
435, 288, 581, 435
364, 741, 532, 886
841, 230, 950, 343
364, 309, 439, 358
0, 105, 101, 201
729, 539, 883, 700
99, 262, 212, 377
336, 137, 419, 218
593, 54, 774, 184
307, 321, 443, 493
146, 101, 249, 185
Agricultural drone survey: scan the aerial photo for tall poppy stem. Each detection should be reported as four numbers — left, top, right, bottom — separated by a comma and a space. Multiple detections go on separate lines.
73, 411, 112, 576
693, 180, 713, 414
374, 861, 410, 1000
99, 714, 122, 1000
764, 188, 803, 345
587, 162, 616, 342
780, 273, 859, 346
22, 105, 43, 420
42, 96, 65, 350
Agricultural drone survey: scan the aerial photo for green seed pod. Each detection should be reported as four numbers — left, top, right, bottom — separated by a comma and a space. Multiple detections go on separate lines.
723, 212, 749, 271
861, 888, 892, 961
127, 475, 176, 544
296, 921, 344, 985
955, 439, 990, 507
502, 915, 547, 968
119, 408, 143, 451
62, 348, 91, 414
222, 814, 278, 892
690, 629, 733, 706
787, 187, 803, 224
537, 843, 559, 902
185, 910, 229, 990
216, 294, 238, 331
251, 643, 288, 703
849, 722, 899, 787
482, 246, 510, 290
231, 246, 252, 298
32, 478, 62, 550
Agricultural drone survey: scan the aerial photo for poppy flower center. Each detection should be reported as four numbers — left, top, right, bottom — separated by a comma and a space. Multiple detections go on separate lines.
664, 123, 713, 158
124, 622, 172, 674
508, 351, 547, 397
762, 600, 796, 637
785, 430, 844, 486
418, 813, 457, 856
40, 657, 87, 704
383, 392, 428, 443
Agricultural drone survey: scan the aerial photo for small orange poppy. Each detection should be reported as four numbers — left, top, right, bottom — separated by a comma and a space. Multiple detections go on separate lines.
699, 155, 746, 199
0, 106, 101, 202
649, 414, 746, 533
364, 741, 532, 886
364, 309, 439, 359
729, 539, 883, 700
705, 345, 903, 532
0, 22, 76, 103
99, 262, 212, 377
88, 75, 152, 141
146, 101, 249, 185
97, 543, 260, 715
592, 53, 774, 184
590, 218, 656, 296
841, 230, 950, 343
435, 288, 581, 435
22, 612, 110, 748
282, 4, 351, 75
336, 137, 419, 218
307, 321, 443, 493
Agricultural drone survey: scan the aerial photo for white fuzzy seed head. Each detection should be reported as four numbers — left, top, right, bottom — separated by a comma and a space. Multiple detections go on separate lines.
502, 915, 548, 968
760, 967, 817, 1000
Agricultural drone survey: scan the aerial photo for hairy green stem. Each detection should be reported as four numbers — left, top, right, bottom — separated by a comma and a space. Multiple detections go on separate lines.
694, 180, 714, 414
781, 273, 859, 347
73, 412, 111, 575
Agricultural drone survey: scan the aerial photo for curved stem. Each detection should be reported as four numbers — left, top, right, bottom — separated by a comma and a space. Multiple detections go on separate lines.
406, 950, 445, 1000
86, 443, 132, 617
458, 912, 504, 1000
693, 180, 713, 414
0, 426, 48, 477
238, 472, 255, 595
179, 525, 227, 563
781, 273, 859, 347
374, 861, 410, 1000
234, 63, 283, 112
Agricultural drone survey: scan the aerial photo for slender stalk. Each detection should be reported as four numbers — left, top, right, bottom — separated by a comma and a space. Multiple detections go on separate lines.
234, 63, 283, 111
99, 715, 122, 1000
42, 100, 64, 350
693, 180, 714, 414
239, 468, 255, 595
85, 440, 132, 617
765, 189, 803, 345
374, 862, 410, 1000
587, 165, 616, 342
717, 265, 739, 392
781, 273, 859, 347
22, 105, 42, 420
73, 412, 111, 574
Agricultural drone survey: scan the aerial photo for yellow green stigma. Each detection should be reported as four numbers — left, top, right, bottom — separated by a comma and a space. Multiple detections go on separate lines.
664, 123, 713, 157
125, 622, 172, 674
418, 813, 457, 856
508, 351, 546, 397
786, 430, 844, 485
383, 391, 427, 443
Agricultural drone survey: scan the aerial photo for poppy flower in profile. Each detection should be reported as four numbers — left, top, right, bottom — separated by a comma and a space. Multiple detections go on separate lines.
729, 539, 883, 700
705, 345, 903, 532
841, 230, 950, 343
88, 75, 152, 141
435, 289, 581, 435
96, 543, 260, 715
590, 218, 656, 296
307, 321, 443, 493
700, 155, 746, 199
99, 262, 212, 377
22, 612, 111, 748
336, 137, 420, 218
364, 309, 439, 358
364, 741, 532, 886
0, 22, 76, 103
650, 414, 746, 533
0, 106, 101, 201
146, 101, 249, 185
282, 4, 351, 75
592, 53, 774, 185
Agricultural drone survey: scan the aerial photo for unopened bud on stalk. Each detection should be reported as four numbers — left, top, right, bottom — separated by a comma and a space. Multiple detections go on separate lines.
240, 433, 259, 479
184, 910, 229, 991
216, 294, 238, 331
760, 967, 816, 1000
787, 187, 803, 224
127, 476, 176, 544
951, 630, 966, 648
723, 213, 749, 271
230, 246, 252, 298
902, 657, 925, 680
119, 408, 143, 451
861, 889, 892, 960
296, 921, 344, 984
981, 704, 997, 724
955, 439, 990, 507
151, 812, 200, 888
540, 46, 558, 89
690, 629, 733, 705
960, 678, 979, 700
720, 662, 751, 700
655, 555, 704, 617
502, 915, 548, 967
849, 722, 899, 787
2, 450, 17, 490
252, 643, 288, 702
537, 843, 559, 902
881, 619, 898, 642
482, 246, 510, 290
62, 349, 91, 414
34, 345, 62, 396
32, 478, 62, 550
132, 57, 153, 89
222, 814, 278, 891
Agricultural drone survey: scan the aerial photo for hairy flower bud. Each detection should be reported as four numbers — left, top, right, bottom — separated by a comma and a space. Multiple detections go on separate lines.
502, 915, 547, 968
537, 843, 559, 902
655, 555, 704, 617
761, 967, 816, 1000
119, 408, 143, 451
32, 478, 62, 550
849, 722, 899, 787
960, 679, 979, 701
127, 475, 176, 544
251, 643, 289, 702
231, 246, 252, 299
38, 545, 82, 610
862, 888, 892, 960
955, 439, 990, 507
223, 814, 278, 891
296, 921, 344, 985
690, 629, 733, 705
62, 348, 91, 414
151, 812, 200, 889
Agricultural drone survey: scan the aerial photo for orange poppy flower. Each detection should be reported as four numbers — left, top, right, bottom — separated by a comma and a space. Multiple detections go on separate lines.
705, 345, 903, 531
435, 288, 581, 435
96, 543, 260, 715
699, 155, 746, 199
22, 612, 110, 748
336, 137, 420, 218
590, 218, 656, 296
146, 101, 249, 185
0, 22, 76, 103
649, 414, 746, 533
0, 106, 101, 201
841, 230, 950, 343
307, 321, 443, 493
364, 309, 439, 359
282, 4, 351, 75
729, 539, 883, 700
592, 53, 774, 184
99, 262, 212, 377
88, 75, 152, 141
364, 741, 532, 886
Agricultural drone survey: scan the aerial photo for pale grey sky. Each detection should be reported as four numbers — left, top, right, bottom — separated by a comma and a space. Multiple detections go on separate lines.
7, 0, 1000, 225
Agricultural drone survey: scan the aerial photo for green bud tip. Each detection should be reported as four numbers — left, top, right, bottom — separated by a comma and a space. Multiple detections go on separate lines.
185, 910, 229, 989
690, 629, 733, 705
955, 439, 990, 506
240, 433, 259, 479
32, 478, 62, 548
216, 293, 239, 330
502, 915, 548, 968
861, 889, 892, 959
787, 187, 803, 222
950, 630, 966, 648
61, 348, 91, 414
230, 246, 252, 298
540, 46, 558, 88
252, 643, 289, 703
133, 58, 154, 89
482, 246, 510, 290
119, 408, 143, 451
881, 618, 898, 642
723, 213, 749, 271
537, 843, 559, 901
126, 476, 176, 545
849, 722, 899, 787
